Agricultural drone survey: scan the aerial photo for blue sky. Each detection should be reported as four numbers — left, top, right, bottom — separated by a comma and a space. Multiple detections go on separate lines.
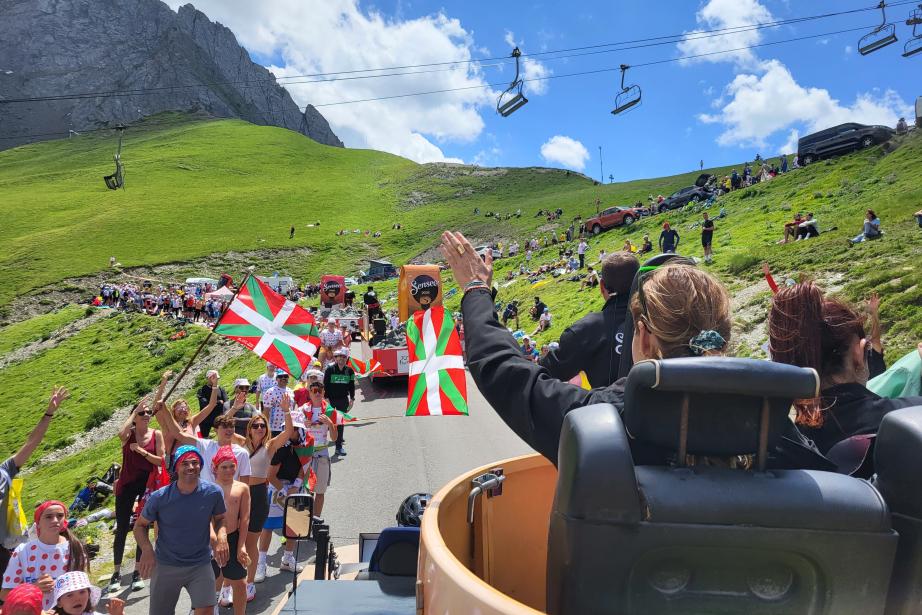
168, 0, 917, 181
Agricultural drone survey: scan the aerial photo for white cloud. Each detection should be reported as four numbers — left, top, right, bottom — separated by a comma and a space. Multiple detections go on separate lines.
677, 0, 775, 67
163, 0, 496, 163
699, 60, 911, 149
780, 128, 800, 155
844, 45, 853, 54
540, 135, 589, 171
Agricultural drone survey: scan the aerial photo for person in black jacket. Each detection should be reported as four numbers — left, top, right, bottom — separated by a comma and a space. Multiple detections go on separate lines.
196, 369, 228, 438
768, 281, 922, 455
324, 348, 356, 456
439, 231, 824, 469
540, 252, 638, 388
659, 222, 680, 253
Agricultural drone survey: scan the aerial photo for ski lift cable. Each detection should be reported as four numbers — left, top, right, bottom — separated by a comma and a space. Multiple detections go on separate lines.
0, 23, 887, 141
310, 24, 872, 107
0, 1, 912, 105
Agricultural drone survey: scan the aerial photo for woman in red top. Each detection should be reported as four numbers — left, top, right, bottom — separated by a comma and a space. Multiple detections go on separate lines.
108, 385, 164, 595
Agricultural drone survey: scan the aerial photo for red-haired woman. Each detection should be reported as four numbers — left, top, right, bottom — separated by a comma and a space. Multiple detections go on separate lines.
768, 281, 922, 454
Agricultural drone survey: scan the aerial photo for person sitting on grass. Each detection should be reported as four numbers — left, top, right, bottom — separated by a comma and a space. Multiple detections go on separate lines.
533, 308, 552, 335
796, 213, 819, 240
849, 209, 882, 244
520, 336, 539, 362
580, 266, 600, 290
778, 213, 804, 244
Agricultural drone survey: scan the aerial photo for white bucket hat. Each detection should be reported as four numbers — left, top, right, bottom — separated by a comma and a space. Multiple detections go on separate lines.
53, 571, 101, 608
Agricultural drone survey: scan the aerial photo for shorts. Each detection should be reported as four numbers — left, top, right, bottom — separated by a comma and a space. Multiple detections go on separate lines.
701, 236, 713, 248
149, 561, 216, 614
248, 482, 269, 533
312, 455, 331, 495
212, 530, 247, 581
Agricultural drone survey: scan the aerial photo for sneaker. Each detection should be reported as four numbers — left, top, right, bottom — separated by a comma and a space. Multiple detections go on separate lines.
106, 575, 121, 595
219, 585, 232, 607
336, 447, 347, 456
130, 571, 145, 591
246, 583, 256, 603
280, 553, 304, 573
254, 561, 267, 583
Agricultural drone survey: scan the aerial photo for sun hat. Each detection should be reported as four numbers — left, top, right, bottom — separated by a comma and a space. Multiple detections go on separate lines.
333, 347, 349, 357
53, 572, 101, 609
275, 368, 289, 378
233, 378, 250, 388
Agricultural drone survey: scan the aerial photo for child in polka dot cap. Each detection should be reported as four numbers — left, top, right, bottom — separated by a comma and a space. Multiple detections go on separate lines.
0, 501, 88, 611
50, 571, 123, 615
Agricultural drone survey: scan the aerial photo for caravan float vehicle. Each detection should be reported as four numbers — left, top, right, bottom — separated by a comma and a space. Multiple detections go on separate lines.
278, 357, 922, 614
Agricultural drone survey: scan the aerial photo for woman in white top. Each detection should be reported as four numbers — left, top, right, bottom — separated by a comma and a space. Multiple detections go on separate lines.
240, 402, 293, 598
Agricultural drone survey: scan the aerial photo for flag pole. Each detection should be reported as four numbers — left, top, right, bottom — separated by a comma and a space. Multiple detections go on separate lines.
162, 271, 253, 401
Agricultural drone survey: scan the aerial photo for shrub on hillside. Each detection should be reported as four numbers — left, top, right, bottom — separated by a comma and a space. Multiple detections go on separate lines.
84, 408, 111, 430
726, 253, 760, 274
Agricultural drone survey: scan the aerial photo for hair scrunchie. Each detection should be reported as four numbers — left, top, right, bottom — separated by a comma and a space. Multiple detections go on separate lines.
689, 330, 726, 355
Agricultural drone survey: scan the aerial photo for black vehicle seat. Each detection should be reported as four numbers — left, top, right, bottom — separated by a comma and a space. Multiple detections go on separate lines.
875, 407, 922, 614
547, 357, 898, 615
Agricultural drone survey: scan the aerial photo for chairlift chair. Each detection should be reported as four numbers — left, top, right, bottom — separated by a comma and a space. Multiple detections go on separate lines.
611, 64, 641, 116
902, 5, 922, 57
496, 47, 528, 117
103, 125, 126, 190
858, 1, 898, 55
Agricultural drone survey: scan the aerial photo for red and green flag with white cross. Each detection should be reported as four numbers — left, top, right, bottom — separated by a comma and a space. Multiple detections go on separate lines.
405, 306, 468, 416
214, 276, 321, 378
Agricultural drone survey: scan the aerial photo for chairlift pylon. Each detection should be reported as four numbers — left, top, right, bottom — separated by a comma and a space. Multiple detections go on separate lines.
611, 64, 641, 116
858, 1, 898, 55
902, 5, 922, 57
103, 124, 126, 190
496, 47, 528, 117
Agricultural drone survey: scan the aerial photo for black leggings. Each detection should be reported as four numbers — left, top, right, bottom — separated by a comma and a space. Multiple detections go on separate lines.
113, 475, 149, 568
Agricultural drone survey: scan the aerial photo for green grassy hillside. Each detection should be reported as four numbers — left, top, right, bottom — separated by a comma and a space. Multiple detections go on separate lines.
1, 114, 920, 513
0, 112, 734, 315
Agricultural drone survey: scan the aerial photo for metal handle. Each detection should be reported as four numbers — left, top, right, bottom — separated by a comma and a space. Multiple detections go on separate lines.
467, 473, 506, 523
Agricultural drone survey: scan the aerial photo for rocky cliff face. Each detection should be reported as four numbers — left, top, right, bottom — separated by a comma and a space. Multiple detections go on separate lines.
0, 0, 343, 150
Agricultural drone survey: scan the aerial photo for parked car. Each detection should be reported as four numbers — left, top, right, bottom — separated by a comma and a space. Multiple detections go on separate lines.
359, 259, 398, 282
475, 245, 502, 260
797, 122, 895, 165
344, 277, 359, 287
584, 205, 645, 235
658, 174, 714, 212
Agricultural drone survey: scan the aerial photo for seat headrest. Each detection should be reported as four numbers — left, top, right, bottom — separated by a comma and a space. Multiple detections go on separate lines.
875, 406, 922, 516
623, 358, 819, 458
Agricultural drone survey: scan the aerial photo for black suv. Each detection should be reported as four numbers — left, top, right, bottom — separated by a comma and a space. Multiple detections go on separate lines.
658, 174, 714, 212
797, 122, 894, 165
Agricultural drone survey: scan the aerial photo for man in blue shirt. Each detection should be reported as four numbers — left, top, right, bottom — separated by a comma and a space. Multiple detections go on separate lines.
135, 442, 228, 615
